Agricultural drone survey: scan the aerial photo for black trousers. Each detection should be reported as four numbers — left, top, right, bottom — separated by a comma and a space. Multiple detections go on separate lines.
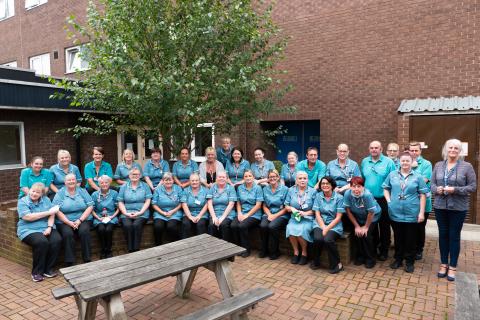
416, 212, 430, 254
121, 217, 146, 252
96, 223, 114, 255
153, 219, 181, 245
259, 216, 288, 256
231, 217, 260, 251
182, 217, 208, 239
312, 228, 340, 269
353, 222, 377, 263
391, 220, 417, 265
209, 218, 234, 243
57, 221, 92, 264
23, 230, 62, 275
374, 197, 391, 255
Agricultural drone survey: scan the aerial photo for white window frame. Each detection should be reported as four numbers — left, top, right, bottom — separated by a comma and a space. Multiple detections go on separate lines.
0, 121, 26, 170
29, 53, 51, 76
0, 0, 14, 21
65, 45, 90, 74
191, 123, 215, 162
1, 61, 17, 67
25, 0, 47, 10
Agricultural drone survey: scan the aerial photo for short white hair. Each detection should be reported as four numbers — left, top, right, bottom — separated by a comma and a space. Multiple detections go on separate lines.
442, 139, 464, 161
98, 175, 112, 183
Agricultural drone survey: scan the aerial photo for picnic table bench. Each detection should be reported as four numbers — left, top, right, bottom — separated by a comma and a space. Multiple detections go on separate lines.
52, 234, 271, 320
455, 272, 480, 320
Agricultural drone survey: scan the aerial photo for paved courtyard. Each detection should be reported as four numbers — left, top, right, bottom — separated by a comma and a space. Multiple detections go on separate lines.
0, 235, 479, 319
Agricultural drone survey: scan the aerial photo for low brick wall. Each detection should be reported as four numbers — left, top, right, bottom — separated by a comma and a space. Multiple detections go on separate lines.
0, 206, 352, 269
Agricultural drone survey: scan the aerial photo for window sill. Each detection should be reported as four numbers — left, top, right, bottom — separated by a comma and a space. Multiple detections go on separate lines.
26, 3, 47, 11
0, 15, 14, 22
0, 164, 25, 171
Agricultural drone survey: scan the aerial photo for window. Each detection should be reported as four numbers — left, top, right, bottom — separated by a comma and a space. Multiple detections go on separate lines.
29, 53, 50, 76
191, 123, 215, 162
65, 45, 89, 73
0, 122, 26, 170
1, 61, 17, 67
25, 0, 47, 9
0, 0, 14, 21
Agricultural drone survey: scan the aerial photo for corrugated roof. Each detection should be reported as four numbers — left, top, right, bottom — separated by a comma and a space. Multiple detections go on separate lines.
398, 96, 480, 113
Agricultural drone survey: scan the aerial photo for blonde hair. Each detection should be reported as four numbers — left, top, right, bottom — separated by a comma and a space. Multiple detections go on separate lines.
122, 149, 135, 161
268, 169, 280, 178
30, 182, 46, 195
57, 149, 71, 161
205, 146, 216, 155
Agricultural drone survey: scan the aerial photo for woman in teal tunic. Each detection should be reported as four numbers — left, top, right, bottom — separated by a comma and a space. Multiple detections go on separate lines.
226, 148, 250, 188
49, 150, 82, 194
19, 156, 52, 198
84, 147, 114, 193
181, 173, 209, 238
207, 171, 237, 241
172, 148, 199, 189
144, 148, 170, 191
114, 149, 143, 186
251, 148, 275, 187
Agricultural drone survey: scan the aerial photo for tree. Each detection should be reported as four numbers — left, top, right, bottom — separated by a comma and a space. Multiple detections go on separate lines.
54, 0, 293, 155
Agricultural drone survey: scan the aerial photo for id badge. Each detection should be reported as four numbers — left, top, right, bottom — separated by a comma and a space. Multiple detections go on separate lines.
194, 199, 201, 205
301, 203, 308, 209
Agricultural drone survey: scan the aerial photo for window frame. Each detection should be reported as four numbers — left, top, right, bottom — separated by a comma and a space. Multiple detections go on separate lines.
0, 121, 26, 170
0, 0, 15, 21
191, 123, 215, 162
25, 0, 47, 10
1, 61, 17, 67
29, 53, 51, 76
65, 45, 90, 74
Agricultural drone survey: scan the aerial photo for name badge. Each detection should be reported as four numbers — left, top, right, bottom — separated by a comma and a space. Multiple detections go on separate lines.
194, 199, 201, 205
301, 203, 308, 209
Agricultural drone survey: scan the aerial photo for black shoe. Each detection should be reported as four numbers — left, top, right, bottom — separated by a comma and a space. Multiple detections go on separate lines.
389, 260, 403, 269
291, 254, 301, 264
354, 258, 365, 266
329, 264, 344, 274
365, 260, 376, 269
298, 256, 308, 265
269, 253, 280, 260
240, 250, 250, 258
377, 253, 388, 261
415, 252, 423, 261
100, 252, 106, 259
43, 270, 58, 278
258, 251, 267, 258
309, 261, 321, 270
405, 264, 415, 273
105, 252, 113, 258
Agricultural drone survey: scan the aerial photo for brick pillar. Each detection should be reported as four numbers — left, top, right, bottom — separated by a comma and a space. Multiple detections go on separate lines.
397, 114, 410, 149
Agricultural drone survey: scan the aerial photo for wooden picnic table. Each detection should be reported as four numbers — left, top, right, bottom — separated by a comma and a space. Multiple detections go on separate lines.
57, 234, 246, 320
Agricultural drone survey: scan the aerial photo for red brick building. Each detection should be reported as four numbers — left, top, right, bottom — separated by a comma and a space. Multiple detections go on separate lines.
1, 0, 479, 222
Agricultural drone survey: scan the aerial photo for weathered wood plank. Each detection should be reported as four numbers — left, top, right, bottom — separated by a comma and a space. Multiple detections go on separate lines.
175, 268, 198, 298
177, 287, 274, 320
214, 260, 237, 298
52, 286, 76, 299
455, 272, 480, 320
75, 295, 98, 320
99, 293, 128, 320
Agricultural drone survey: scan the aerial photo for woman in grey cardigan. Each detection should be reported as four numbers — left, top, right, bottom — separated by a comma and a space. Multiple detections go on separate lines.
199, 147, 224, 189
431, 139, 477, 281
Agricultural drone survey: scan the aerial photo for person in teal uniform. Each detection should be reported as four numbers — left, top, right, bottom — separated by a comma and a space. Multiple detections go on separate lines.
172, 147, 199, 188
360, 140, 396, 261
152, 172, 183, 245
91, 175, 119, 259
280, 151, 298, 188
17, 183, 61, 282
216, 137, 234, 168
19, 156, 52, 198
250, 148, 275, 186
181, 173, 209, 238
84, 147, 114, 193
296, 147, 326, 188
207, 171, 237, 241
53, 174, 94, 266
259, 169, 289, 260
118, 168, 152, 252
408, 141, 432, 260
114, 149, 143, 186
284, 171, 317, 265
386, 142, 400, 170
143, 147, 170, 191
311, 176, 345, 273
231, 169, 264, 257
226, 147, 250, 188
383, 152, 427, 273
325, 144, 361, 194
49, 149, 82, 194
344, 176, 381, 269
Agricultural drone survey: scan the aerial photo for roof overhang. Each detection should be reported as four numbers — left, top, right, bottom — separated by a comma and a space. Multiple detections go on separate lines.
398, 96, 480, 115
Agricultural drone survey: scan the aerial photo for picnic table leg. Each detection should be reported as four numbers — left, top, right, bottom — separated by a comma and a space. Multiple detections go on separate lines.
74, 296, 98, 320
214, 260, 238, 298
99, 293, 128, 320
175, 267, 198, 298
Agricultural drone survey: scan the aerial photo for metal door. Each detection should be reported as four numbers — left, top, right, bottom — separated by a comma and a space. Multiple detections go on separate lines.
274, 120, 320, 163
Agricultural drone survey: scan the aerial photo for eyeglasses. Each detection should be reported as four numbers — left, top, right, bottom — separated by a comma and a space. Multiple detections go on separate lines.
387, 150, 398, 152
320, 182, 331, 185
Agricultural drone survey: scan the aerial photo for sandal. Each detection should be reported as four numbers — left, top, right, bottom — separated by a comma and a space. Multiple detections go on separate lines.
447, 267, 456, 281
437, 264, 448, 278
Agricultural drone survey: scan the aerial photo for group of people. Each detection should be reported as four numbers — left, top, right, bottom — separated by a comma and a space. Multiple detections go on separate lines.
17, 137, 476, 284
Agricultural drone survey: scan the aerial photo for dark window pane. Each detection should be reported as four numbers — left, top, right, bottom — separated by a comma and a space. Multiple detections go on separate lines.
194, 127, 212, 157
122, 132, 138, 157
0, 125, 21, 165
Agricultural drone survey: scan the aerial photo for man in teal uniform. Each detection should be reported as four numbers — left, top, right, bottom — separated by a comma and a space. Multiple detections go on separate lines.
361, 141, 396, 261
216, 137, 234, 167
408, 141, 432, 260
296, 147, 326, 188
386, 142, 400, 170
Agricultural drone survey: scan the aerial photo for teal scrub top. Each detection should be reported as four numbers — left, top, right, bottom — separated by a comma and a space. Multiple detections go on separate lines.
412, 156, 433, 212
251, 160, 275, 180
84, 161, 114, 190
181, 186, 209, 219
17, 195, 55, 240
225, 159, 250, 184
117, 181, 152, 219
206, 183, 238, 220
172, 160, 199, 183
382, 170, 428, 223
52, 187, 94, 223
143, 159, 170, 187
280, 164, 298, 188
343, 189, 381, 224
216, 146, 234, 167
113, 162, 143, 181
360, 154, 396, 198
18, 168, 53, 198
237, 183, 264, 219
152, 184, 184, 221
263, 184, 289, 219
91, 189, 119, 226
312, 191, 345, 235
296, 160, 327, 188
284, 186, 317, 221
326, 159, 361, 188
50, 164, 83, 190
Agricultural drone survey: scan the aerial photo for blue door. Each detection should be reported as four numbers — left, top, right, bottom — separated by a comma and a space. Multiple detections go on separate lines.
274, 121, 320, 163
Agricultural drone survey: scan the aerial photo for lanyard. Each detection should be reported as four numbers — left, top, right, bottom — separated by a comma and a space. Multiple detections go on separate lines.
233, 162, 242, 180
444, 161, 457, 186
97, 190, 110, 203
398, 172, 411, 199
296, 188, 307, 207
213, 185, 227, 198
287, 166, 296, 180
353, 195, 365, 208
257, 163, 266, 178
